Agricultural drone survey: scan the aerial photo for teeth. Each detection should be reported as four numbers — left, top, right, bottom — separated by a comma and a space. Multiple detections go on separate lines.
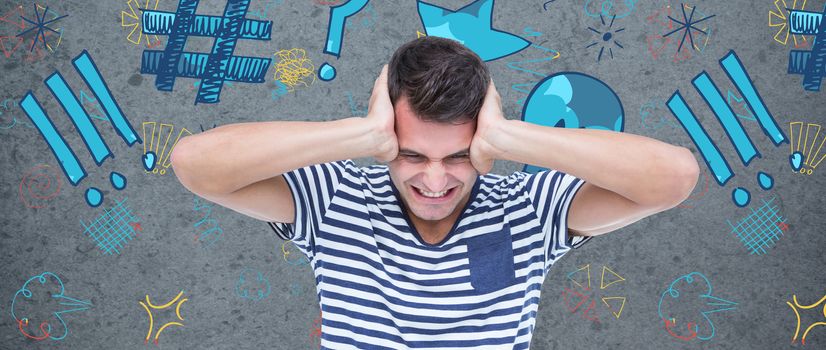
417, 188, 448, 198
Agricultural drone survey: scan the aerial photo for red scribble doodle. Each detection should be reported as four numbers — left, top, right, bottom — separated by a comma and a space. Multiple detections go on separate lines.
561, 287, 600, 323
0, 5, 25, 58
310, 311, 323, 348
0, 4, 63, 62
131, 222, 143, 232
17, 318, 50, 340
793, 39, 811, 50
777, 221, 789, 232
146, 38, 163, 49
646, 4, 709, 63
663, 318, 698, 341
18, 164, 62, 209
677, 169, 710, 209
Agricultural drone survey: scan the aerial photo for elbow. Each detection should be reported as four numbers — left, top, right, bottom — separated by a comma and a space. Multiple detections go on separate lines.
662, 146, 701, 208
171, 135, 236, 195
170, 136, 201, 193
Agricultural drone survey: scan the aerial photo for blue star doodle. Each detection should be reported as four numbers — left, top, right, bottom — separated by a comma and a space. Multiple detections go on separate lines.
417, 0, 530, 61
585, 14, 624, 62
16, 4, 67, 52
140, 0, 273, 104
786, 4, 826, 92
662, 3, 715, 54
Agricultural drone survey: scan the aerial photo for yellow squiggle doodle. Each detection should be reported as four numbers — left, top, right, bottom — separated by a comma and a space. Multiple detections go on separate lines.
786, 294, 826, 345
273, 48, 315, 92
139, 290, 188, 345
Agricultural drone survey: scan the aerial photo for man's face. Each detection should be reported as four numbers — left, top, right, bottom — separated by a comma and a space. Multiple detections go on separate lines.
388, 96, 478, 223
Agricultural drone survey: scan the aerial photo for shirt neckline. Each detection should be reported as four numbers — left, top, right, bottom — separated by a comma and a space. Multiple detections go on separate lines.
389, 175, 482, 248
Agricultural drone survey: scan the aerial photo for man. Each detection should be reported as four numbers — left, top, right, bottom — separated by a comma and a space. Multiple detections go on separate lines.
171, 37, 699, 349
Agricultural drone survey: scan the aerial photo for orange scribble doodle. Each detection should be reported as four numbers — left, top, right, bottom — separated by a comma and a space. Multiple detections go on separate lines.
664, 318, 699, 341
562, 286, 600, 323
310, 311, 323, 348
0, 4, 65, 62
17, 318, 50, 341
18, 164, 62, 209
646, 4, 712, 63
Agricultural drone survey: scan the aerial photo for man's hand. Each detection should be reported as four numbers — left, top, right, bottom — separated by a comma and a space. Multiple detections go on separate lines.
470, 80, 507, 174
366, 65, 398, 162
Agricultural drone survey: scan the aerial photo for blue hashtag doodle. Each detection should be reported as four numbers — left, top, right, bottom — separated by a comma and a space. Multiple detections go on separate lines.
786, 5, 826, 92
140, 0, 273, 104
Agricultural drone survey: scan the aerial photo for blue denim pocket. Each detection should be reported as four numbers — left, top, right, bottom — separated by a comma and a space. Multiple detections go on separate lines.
466, 227, 517, 292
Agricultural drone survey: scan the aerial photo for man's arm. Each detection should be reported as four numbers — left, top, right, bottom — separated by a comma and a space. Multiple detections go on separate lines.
471, 82, 700, 237
170, 66, 397, 223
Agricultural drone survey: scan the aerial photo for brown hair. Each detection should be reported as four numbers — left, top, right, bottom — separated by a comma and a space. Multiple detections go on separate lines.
388, 36, 490, 124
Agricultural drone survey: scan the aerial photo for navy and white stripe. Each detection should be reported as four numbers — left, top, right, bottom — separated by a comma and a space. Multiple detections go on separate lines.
268, 160, 592, 349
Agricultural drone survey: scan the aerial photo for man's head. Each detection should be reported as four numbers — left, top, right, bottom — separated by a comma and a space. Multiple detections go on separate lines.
386, 37, 490, 225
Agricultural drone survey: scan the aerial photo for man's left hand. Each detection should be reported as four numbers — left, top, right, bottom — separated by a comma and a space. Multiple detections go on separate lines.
470, 80, 507, 174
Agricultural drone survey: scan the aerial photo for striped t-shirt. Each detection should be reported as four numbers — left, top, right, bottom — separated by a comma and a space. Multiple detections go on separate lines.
268, 160, 593, 349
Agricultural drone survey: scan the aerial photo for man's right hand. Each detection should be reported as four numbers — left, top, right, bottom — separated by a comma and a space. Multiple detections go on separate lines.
366, 65, 398, 162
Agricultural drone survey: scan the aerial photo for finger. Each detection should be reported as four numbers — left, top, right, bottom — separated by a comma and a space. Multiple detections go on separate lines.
374, 65, 389, 91
481, 80, 496, 103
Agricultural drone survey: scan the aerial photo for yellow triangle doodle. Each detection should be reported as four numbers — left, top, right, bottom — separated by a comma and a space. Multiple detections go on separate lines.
600, 265, 625, 289
417, 30, 427, 38
601, 296, 626, 319
566, 264, 591, 290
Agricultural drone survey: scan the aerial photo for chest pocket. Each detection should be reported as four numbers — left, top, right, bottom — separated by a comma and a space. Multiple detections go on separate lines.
466, 225, 517, 293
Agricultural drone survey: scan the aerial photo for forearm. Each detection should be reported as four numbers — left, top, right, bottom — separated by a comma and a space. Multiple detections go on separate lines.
171, 117, 378, 195
487, 119, 699, 206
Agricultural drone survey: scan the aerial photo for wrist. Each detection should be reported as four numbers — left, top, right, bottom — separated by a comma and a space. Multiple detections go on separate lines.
479, 118, 511, 160
360, 115, 397, 161
332, 117, 384, 159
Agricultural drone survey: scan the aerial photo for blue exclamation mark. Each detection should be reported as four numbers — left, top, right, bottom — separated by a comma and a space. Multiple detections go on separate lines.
319, 0, 370, 81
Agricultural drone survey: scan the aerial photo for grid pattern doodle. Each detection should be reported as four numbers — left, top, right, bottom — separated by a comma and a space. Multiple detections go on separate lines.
139, 0, 273, 104
727, 196, 787, 255
80, 197, 140, 255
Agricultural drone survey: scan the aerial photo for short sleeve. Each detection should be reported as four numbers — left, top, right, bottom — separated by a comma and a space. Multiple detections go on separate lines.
267, 160, 359, 260
521, 170, 592, 271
